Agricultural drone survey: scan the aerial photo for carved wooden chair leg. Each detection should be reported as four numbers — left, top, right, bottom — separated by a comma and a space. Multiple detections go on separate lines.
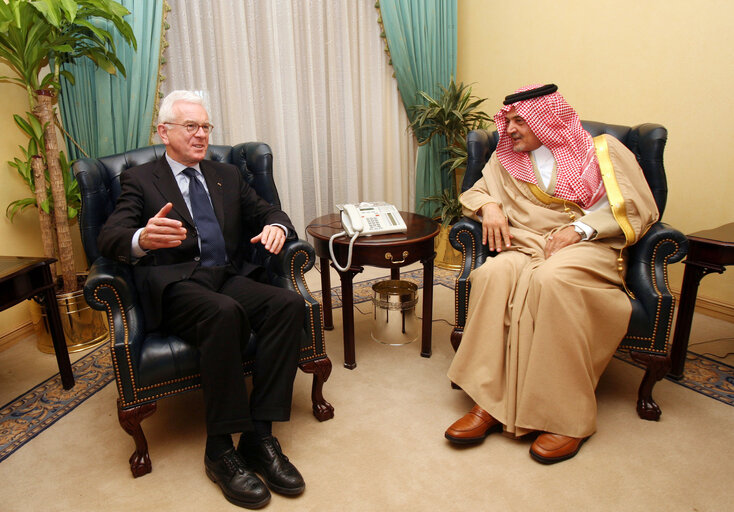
630, 351, 671, 421
300, 357, 334, 421
450, 329, 464, 389
117, 399, 157, 477
450, 328, 463, 352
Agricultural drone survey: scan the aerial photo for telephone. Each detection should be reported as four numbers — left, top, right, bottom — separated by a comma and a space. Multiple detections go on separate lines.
338, 202, 407, 236
329, 202, 407, 271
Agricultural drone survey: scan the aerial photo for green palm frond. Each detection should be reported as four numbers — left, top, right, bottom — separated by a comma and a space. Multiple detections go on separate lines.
410, 77, 493, 224
421, 189, 464, 228
0, 0, 137, 98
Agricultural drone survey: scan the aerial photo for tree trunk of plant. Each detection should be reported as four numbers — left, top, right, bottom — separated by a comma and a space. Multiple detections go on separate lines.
34, 90, 76, 294
30, 154, 57, 276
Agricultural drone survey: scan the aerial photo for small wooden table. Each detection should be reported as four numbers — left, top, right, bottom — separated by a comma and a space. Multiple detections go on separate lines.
0, 256, 74, 389
670, 223, 734, 379
307, 212, 439, 369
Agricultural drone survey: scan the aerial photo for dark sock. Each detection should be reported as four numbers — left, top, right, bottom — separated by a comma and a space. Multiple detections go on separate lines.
206, 434, 233, 459
238, 422, 272, 451
253, 420, 272, 438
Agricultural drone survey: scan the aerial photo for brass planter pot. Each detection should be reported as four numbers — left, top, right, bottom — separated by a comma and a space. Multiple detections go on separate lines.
31, 281, 109, 354
434, 223, 462, 270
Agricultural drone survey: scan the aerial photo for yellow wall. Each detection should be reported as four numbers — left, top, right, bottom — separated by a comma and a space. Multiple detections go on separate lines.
458, 0, 734, 312
0, 64, 43, 338
0, 63, 86, 338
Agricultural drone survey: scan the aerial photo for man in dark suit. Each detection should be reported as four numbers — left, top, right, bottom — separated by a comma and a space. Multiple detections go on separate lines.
98, 90, 305, 509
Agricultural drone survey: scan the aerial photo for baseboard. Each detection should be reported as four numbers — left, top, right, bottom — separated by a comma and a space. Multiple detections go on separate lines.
692, 297, 734, 322
673, 288, 734, 323
0, 322, 34, 352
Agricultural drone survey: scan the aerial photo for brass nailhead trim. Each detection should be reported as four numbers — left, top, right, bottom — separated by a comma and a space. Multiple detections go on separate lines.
290, 250, 326, 361
453, 229, 474, 328
619, 238, 680, 354
94, 284, 134, 400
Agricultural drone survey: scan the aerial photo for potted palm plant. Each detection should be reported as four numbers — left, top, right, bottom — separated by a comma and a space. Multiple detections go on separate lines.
0, 0, 136, 351
410, 78, 492, 268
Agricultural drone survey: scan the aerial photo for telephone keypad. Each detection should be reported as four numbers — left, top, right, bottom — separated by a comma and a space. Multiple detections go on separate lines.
366, 217, 381, 231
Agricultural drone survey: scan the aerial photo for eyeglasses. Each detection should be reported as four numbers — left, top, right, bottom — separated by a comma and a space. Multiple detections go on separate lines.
164, 121, 214, 135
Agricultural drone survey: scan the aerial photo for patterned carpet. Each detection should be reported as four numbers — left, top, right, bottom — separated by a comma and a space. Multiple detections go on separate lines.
1, 268, 732, 463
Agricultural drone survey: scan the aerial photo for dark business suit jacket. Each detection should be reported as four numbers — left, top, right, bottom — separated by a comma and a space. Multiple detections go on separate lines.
97, 156, 296, 330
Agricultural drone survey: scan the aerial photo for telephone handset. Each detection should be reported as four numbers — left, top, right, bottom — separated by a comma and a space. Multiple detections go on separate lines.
329, 202, 407, 271
340, 204, 364, 236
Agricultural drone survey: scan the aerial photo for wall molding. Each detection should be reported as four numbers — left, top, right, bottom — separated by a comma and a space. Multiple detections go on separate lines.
0, 322, 34, 352
672, 288, 734, 323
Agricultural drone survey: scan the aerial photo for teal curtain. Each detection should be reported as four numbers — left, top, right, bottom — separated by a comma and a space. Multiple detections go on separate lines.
379, 0, 457, 216
59, 0, 163, 159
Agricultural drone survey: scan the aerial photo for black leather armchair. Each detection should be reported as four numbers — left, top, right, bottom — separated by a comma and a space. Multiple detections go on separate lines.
449, 122, 688, 421
73, 142, 334, 477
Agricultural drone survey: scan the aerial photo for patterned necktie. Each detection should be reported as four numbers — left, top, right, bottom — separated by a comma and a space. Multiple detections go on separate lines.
182, 167, 227, 266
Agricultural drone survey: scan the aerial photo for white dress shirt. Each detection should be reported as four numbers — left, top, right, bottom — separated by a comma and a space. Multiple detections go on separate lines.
131, 153, 287, 258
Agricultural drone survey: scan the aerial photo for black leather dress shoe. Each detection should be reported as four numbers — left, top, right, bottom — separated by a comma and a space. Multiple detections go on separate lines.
205, 448, 271, 509
238, 435, 305, 495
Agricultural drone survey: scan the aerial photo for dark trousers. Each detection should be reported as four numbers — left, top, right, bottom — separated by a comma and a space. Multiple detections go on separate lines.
161, 265, 304, 436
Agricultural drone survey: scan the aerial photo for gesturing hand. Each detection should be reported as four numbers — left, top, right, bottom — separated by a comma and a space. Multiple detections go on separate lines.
139, 202, 187, 250
251, 224, 286, 255
481, 202, 513, 252
544, 226, 582, 259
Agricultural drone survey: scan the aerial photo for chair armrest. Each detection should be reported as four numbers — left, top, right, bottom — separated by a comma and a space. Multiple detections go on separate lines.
622, 222, 688, 352
84, 257, 137, 308
626, 222, 688, 312
84, 257, 146, 357
627, 222, 688, 298
449, 217, 488, 275
265, 238, 317, 296
267, 238, 324, 358
449, 217, 489, 331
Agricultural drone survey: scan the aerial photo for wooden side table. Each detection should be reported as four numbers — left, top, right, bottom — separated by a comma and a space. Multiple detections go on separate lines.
670, 223, 734, 379
307, 212, 439, 369
0, 256, 74, 389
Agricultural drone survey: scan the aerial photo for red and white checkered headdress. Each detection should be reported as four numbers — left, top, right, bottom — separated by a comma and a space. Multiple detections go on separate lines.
494, 84, 605, 209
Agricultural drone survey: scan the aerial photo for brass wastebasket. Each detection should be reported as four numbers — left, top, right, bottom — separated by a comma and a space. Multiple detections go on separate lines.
31, 286, 109, 354
371, 280, 419, 346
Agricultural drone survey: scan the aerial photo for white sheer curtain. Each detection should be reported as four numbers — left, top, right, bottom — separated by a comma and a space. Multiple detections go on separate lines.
163, 0, 416, 235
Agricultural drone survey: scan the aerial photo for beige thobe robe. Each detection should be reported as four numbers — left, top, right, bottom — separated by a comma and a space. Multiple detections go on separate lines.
447, 135, 659, 438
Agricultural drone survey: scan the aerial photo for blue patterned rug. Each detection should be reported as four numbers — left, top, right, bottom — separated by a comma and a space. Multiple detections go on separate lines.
1, 268, 732, 463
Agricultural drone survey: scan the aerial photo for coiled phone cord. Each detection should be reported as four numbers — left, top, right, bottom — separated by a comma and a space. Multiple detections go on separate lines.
329, 230, 360, 272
